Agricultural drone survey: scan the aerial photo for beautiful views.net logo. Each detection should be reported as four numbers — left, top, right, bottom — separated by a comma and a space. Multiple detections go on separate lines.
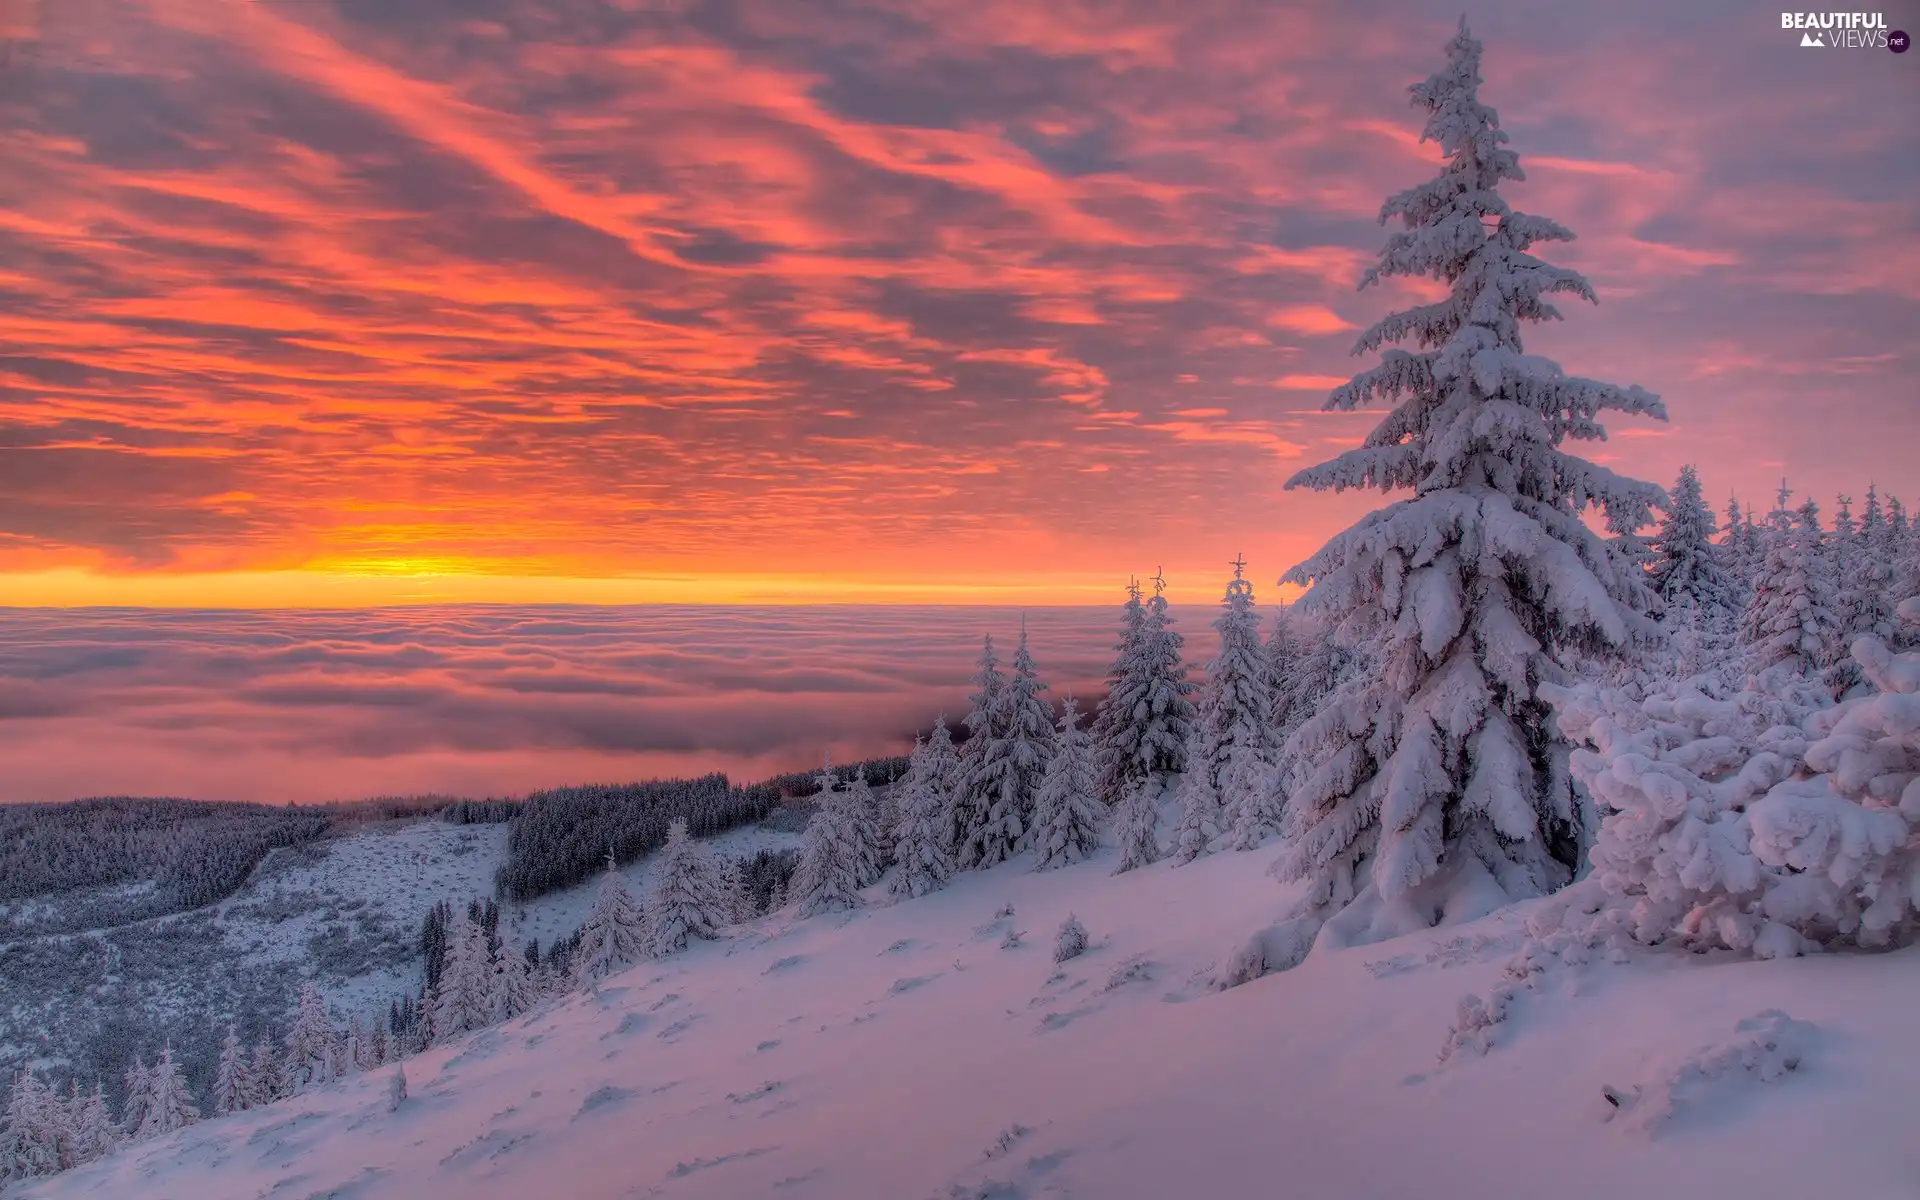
1781, 12, 1899, 48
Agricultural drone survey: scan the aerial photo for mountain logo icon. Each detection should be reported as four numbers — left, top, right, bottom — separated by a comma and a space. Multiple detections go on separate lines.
1800, 30, 1825, 46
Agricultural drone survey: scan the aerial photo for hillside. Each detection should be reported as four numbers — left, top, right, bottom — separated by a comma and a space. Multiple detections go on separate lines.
16, 837, 1917, 1200
0, 812, 805, 1109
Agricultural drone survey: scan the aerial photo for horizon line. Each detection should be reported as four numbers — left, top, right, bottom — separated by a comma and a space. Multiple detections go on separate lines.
0, 568, 1307, 609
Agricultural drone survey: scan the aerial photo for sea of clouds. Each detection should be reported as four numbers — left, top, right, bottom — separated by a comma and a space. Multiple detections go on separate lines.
0, 605, 1163, 805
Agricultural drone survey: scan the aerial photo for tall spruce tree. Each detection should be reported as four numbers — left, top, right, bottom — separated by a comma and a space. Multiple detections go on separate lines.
1091, 578, 1154, 806
647, 818, 730, 955
139, 1044, 199, 1139
837, 770, 889, 888
952, 636, 1006, 869
1179, 555, 1279, 859
964, 621, 1056, 868
1651, 464, 1735, 615
285, 984, 342, 1093
792, 767, 866, 916
889, 735, 954, 898
1137, 570, 1198, 784
571, 852, 649, 987
432, 910, 494, 1040
72, 1082, 115, 1166
490, 923, 539, 1021
1031, 698, 1104, 870
2, 1068, 63, 1178
1741, 484, 1840, 681
212, 1025, 252, 1116
1269, 21, 1666, 953
118, 1057, 153, 1140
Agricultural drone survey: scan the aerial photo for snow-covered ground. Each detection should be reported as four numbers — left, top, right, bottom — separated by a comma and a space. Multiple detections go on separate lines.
0, 814, 804, 1089
17, 840, 1917, 1200
230, 817, 806, 1017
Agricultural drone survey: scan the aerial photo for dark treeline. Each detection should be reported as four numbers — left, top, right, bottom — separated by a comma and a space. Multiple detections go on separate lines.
495, 773, 782, 901
762, 753, 912, 797
322, 794, 521, 827
0, 798, 329, 924
440, 798, 523, 825
3, 752, 915, 921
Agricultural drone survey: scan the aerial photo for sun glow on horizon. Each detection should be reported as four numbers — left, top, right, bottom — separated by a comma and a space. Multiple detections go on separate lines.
0, 567, 1294, 609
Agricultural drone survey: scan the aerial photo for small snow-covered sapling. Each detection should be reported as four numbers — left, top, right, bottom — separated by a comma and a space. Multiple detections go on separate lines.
1052, 914, 1089, 964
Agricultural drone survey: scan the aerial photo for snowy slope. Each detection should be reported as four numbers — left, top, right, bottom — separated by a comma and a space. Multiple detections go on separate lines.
16, 843, 1918, 1200
0, 814, 803, 1097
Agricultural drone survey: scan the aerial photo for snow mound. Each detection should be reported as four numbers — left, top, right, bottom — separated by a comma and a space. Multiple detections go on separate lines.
1603, 1010, 1817, 1136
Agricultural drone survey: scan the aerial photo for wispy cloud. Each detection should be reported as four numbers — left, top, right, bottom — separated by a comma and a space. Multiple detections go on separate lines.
0, 0, 1912, 599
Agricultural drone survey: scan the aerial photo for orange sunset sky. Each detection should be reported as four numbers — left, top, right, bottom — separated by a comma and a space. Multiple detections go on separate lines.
1, 0, 1916, 607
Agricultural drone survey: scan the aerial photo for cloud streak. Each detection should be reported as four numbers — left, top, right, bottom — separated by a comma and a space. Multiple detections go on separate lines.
0, 0, 1910, 598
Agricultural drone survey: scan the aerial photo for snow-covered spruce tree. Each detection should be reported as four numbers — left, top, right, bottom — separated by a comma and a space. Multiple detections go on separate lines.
285, 983, 344, 1092
838, 770, 889, 888
570, 852, 650, 988
118, 1057, 152, 1140
1180, 556, 1279, 859
1137, 569, 1197, 784
1110, 777, 1162, 874
1719, 493, 1754, 590
1170, 766, 1220, 866
432, 910, 494, 1040
139, 1044, 200, 1139
1740, 483, 1840, 681
212, 1025, 252, 1116
1091, 578, 1154, 807
951, 636, 1006, 869
889, 735, 954, 899
1268, 20, 1666, 957
715, 853, 752, 924
965, 622, 1057, 868
490, 922, 538, 1021
1831, 492, 1898, 695
72, 1083, 115, 1166
647, 818, 729, 956
249, 1036, 283, 1106
1651, 464, 1735, 616
791, 770, 866, 917
1031, 698, 1104, 870
2, 1068, 67, 1179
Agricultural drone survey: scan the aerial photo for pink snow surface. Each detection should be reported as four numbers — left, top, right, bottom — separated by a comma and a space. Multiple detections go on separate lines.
20, 847, 1919, 1199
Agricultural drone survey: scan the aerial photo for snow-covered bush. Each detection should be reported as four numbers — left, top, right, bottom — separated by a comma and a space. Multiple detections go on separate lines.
1543, 599, 1920, 957
1052, 914, 1089, 964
